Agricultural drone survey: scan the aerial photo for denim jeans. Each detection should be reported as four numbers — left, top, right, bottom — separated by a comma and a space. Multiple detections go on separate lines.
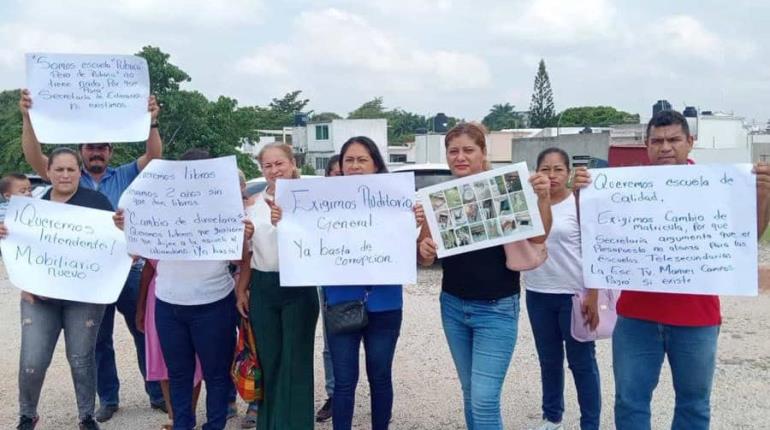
328, 309, 402, 430
18, 298, 106, 420
95, 265, 163, 406
319, 287, 335, 398
440, 292, 519, 430
155, 293, 237, 430
613, 316, 719, 430
526, 290, 601, 430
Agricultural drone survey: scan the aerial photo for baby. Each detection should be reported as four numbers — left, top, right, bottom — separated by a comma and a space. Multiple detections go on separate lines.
0, 173, 32, 222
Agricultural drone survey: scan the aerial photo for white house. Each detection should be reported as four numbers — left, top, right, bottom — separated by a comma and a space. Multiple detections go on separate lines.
292, 119, 388, 173
689, 112, 751, 163
387, 142, 416, 166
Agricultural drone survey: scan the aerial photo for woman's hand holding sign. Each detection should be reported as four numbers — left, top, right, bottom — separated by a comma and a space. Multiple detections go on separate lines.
113, 209, 125, 231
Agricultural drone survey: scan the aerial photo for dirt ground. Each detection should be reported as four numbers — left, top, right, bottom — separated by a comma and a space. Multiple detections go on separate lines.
1, 261, 769, 429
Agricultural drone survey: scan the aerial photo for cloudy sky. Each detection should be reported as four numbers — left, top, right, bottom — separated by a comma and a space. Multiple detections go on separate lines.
1, 0, 768, 123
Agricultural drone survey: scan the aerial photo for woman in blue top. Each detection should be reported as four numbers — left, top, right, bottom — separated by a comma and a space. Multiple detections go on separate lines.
324, 136, 419, 430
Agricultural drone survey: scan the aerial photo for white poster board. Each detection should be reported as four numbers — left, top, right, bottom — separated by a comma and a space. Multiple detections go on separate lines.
25, 53, 150, 143
276, 173, 417, 286
0, 196, 132, 303
580, 164, 758, 296
118, 156, 244, 260
418, 163, 544, 258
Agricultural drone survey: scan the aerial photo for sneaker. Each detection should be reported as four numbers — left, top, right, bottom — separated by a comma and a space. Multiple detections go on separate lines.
533, 420, 563, 430
79, 416, 100, 430
16, 416, 38, 430
150, 400, 168, 414
315, 397, 332, 422
94, 404, 119, 423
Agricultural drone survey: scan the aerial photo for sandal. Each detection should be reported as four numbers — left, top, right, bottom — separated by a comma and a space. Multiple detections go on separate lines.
241, 402, 258, 429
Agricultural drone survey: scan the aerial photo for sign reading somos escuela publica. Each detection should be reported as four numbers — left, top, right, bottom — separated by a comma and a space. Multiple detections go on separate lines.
275, 173, 417, 287
579, 164, 758, 296
118, 156, 244, 260
25, 52, 150, 144
418, 162, 545, 259
0, 196, 133, 304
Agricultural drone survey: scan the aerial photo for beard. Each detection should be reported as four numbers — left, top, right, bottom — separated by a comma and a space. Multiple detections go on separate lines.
87, 163, 106, 174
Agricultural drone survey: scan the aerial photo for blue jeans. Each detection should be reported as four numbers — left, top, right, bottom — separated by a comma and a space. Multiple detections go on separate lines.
526, 290, 601, 430
440, 292, 519, 430
328, 309, 402, 430
319, 287, 335, 398
155, 293, 237, 430
95, 266, 163, 406
19, 299, 106, 420
613, 316, 719, 430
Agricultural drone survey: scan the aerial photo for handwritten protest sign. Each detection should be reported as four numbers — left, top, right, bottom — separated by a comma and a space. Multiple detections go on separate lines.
580, 164, 757, 296
275, 173, 416, 286
418, 163, 544, 258
0, 196, 132, 303
25, 53, 150, 143
118, 156, 244, 260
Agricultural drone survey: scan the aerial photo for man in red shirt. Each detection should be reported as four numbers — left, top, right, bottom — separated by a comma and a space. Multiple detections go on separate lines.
612, 110, 770, 430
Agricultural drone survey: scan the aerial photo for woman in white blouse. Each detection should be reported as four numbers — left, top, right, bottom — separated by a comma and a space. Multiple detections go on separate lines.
236, 143, 319, 430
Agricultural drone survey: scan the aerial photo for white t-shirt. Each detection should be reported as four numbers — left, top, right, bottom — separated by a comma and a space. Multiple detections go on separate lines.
523, 193, 584, 294
248, 193, 279, 272
154, 260, 234, 306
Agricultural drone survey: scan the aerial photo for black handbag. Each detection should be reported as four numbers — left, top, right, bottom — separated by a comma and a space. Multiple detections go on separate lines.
324, 288, 370, 334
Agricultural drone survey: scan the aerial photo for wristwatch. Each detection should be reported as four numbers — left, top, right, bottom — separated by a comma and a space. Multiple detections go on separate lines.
150, 121, 159, 128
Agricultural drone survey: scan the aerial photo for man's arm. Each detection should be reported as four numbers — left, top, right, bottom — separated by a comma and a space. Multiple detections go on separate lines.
19, 89, 50, 180
136, 95, 163, 171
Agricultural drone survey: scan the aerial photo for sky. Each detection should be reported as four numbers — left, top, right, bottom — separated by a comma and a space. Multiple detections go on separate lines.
1, 0, 769, 124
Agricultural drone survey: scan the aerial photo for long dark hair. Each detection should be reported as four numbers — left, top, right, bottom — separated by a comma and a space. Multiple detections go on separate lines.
536, 147, 570, 171
325, 154, 341, 177
339, 136, 388, 174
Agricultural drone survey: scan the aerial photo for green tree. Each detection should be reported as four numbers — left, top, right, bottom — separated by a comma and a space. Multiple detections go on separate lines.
348, 97, 388, 119
482, 103, 522, 131
300, 164, 316, 175
529, 59, 556, 128
557, 106, 640, 127
269, 90, 310, 114
388, 109, 426, 145
310, 111, 342, 122
137, 45, 191, 99
124, 47, 261, 177
0, 89, 29, 175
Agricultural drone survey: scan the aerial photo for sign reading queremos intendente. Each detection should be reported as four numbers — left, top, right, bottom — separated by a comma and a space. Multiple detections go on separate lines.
0, 196, 132, 303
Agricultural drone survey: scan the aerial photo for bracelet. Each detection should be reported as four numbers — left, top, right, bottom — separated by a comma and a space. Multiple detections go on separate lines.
150, 122, 159, 128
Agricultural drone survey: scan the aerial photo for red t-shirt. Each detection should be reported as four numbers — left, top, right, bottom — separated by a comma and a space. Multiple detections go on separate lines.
617, 291, 721, 326
616, 159, 722, 327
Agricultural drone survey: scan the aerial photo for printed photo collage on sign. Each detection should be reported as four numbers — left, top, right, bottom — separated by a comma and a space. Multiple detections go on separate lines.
428, 171, 533, 250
